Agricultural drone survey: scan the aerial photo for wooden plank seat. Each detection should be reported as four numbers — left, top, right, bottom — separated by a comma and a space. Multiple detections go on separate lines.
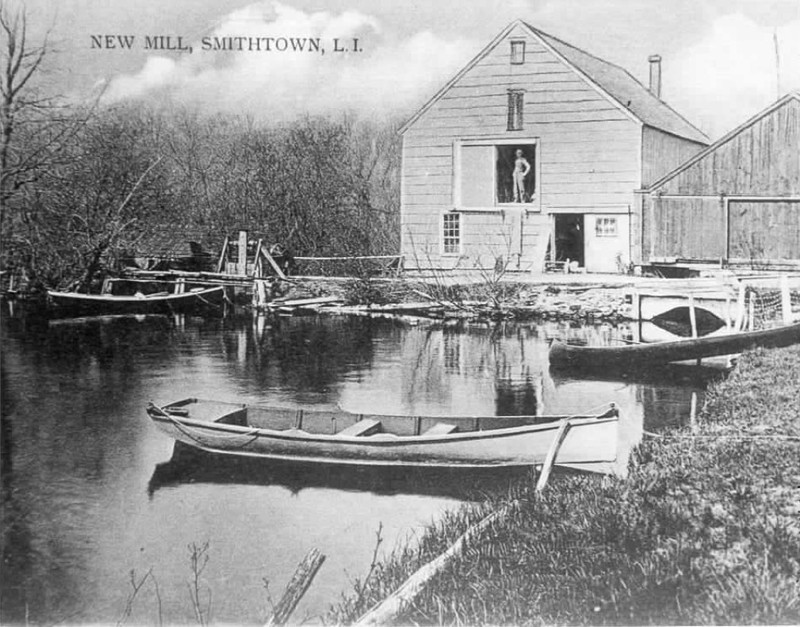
336, 418, 382, 437
423, 422, 459, 436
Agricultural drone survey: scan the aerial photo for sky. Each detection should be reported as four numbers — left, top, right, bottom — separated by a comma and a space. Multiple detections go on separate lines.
16, 0, 800, 139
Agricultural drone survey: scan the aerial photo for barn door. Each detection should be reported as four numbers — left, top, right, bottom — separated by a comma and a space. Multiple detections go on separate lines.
728, 200, 800, 262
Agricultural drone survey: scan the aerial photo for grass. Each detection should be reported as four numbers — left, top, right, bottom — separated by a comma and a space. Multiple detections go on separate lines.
328, 346, 800, 625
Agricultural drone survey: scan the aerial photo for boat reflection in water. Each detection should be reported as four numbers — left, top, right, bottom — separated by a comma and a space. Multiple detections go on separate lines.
148, 442, 536, 500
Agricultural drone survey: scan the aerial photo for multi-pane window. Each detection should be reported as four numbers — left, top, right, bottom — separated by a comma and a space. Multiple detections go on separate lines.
442, 213, 461, 254
510, 40, 525, 64
595, 217, 618, 237
507, 90, 524, 131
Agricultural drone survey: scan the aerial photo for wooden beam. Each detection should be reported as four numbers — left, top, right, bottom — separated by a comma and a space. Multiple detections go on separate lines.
261, 247, 288, 281
355, 504, 514, 626
535, 418, 573, 493
264, 548, 326, 627
216, 236, 229, 274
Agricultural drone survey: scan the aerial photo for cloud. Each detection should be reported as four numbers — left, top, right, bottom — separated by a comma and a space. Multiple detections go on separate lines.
665, 13, 800, 138
103, 1, 477, 120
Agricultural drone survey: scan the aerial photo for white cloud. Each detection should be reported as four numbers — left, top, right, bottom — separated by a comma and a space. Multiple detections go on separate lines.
103, 1, 476, 120
665, 13, 800, 138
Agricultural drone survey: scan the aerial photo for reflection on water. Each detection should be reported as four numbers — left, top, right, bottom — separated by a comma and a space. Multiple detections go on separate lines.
149, 443, 533, 500
0, 308, 723, 624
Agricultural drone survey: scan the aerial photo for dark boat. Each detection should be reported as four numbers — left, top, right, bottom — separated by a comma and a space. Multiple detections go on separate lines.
47, 285, 226, 318
549, 321, 800, 369
146, 398, 619, 468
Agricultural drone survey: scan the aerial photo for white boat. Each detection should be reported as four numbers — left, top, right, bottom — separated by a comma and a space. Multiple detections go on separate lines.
146, 398, 619, 468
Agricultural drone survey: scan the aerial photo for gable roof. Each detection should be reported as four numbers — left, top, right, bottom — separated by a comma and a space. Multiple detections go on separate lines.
401, 19, 709, 145
646, 92, 800, 191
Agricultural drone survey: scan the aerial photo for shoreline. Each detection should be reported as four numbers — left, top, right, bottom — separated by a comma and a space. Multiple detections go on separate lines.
328, 345, 800, 625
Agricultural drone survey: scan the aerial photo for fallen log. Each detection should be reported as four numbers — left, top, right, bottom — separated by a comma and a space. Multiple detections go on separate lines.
354, 505, 515, 626
267, 296, 344, 308
264, 548, 326, 627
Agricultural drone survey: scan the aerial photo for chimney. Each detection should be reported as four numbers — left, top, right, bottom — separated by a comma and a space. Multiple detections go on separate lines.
648, 54, 662, 98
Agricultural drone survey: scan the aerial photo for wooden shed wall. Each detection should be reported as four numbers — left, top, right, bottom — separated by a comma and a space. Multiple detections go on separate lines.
401, 23, 642, 269
641, 127, 706, 188
642, 196, 725, 260
654, 98, 800, 196
639, 98, 800, 265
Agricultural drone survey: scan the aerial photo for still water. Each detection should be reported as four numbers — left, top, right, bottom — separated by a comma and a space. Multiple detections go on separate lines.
1, 310, 723, 624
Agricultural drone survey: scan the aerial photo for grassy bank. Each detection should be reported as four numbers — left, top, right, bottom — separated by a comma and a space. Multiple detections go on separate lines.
329, 346, 800, 625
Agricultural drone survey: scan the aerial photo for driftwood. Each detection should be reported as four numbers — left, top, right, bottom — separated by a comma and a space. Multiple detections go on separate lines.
354, 504, 515, 627
264, 548, 326, 627
267, 296, 343, 308
354, 418, 579, 626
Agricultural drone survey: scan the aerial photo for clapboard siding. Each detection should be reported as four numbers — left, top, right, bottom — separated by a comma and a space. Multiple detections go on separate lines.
401, 22, 644, 269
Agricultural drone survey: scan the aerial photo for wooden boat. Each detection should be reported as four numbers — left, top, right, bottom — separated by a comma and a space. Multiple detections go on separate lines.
549, 321, 800, 369
47, 285, 225, 318
146, 398, 620, 468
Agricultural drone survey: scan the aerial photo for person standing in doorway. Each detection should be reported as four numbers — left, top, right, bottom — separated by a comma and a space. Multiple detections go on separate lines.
513, 149, 531, 202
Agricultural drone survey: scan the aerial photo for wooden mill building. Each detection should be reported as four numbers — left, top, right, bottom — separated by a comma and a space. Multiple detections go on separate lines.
637, 92, 800, 271
400, 19, 708, 273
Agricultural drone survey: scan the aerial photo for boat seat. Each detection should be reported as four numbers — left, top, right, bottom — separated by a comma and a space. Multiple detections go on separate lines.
423, 422, 459, 436
337, 418, 382, 437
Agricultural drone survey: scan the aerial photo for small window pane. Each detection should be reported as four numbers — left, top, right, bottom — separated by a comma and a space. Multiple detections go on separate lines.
595, 217, 618, 237
510, 41, 525, 65
443, 214, 461, 254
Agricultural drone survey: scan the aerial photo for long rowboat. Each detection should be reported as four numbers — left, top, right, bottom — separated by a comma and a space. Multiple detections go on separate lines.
549, 321, 800, 369
146, 398, 619, 468
47, 285, 225, 318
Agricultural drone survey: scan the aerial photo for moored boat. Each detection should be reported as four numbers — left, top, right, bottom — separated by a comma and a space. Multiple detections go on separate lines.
549, 321, 800, 369
146, 398, 620, 468
47, 284, 226, 318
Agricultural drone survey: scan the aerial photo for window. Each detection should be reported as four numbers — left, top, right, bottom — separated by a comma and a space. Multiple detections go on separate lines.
507, 90, 524, 131
442, 213, 461, 254
456, 141, 537, 208
510, 40, 525, 64
595, 217, 618, 237
496, 144, 535, 203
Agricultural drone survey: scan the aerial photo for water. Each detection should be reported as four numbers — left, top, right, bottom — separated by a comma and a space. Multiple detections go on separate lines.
0, 309, 724, 624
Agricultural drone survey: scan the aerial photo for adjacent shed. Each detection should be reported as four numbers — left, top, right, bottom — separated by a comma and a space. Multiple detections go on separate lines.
400, 19, 708, 273
639, 92, 800, 270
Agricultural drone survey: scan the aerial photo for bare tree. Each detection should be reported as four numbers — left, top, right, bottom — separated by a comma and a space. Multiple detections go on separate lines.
0, 2, 99, 284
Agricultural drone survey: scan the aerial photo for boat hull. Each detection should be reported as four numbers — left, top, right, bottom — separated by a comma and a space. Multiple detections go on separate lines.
147, 400, 619, 468
549, 321, 800, 369
47, 286, 225, 318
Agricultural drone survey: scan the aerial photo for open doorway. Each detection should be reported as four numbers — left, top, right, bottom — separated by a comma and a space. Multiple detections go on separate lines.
554, 214, 584, 268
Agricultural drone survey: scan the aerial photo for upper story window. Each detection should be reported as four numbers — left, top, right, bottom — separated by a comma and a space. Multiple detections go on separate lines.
455, 140, 538, 209
510, 40, 525, 64
507, 90, 524, 131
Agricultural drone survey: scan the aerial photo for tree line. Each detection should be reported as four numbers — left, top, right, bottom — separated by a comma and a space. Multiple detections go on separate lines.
1, 5, 402, 292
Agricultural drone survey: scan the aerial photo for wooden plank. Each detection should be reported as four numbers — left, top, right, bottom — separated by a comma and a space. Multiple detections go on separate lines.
422, 422, 459, 436
261, 247, 288, 280
354, 504, 514, 627
268, 296, 343, 308
336, 419, 382, 437
535, 418, 573, 492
